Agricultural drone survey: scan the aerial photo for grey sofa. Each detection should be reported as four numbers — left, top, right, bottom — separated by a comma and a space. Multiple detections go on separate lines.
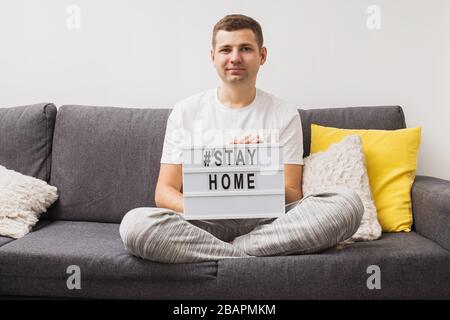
0, 102, 449, 300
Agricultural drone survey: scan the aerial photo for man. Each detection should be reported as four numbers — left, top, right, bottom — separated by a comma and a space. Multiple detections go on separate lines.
119, 14, 363, 263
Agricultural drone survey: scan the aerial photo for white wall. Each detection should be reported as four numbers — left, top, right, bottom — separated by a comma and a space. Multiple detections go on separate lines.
1, 0, 449, 180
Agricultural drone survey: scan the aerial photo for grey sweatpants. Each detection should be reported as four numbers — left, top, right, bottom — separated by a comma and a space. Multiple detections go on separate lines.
119, 187, 364, 264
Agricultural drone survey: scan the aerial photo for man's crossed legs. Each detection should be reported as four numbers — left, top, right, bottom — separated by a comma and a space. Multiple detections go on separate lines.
119, 187, 364, 263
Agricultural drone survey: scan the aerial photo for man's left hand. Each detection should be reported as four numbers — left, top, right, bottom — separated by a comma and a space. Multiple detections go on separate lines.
229, 134, 263, 144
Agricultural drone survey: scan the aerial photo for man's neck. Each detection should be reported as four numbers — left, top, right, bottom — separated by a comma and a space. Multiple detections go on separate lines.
217, 84, 257, 109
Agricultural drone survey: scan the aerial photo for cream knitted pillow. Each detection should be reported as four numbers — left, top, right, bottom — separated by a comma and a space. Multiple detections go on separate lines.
0, 165, 58, 239
303, 135, 382, 243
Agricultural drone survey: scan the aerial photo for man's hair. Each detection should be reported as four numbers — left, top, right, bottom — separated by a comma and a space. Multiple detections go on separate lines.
212, 14, 264, 50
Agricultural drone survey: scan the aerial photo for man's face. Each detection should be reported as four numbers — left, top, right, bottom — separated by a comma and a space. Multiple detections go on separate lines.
211, 29, 267, 86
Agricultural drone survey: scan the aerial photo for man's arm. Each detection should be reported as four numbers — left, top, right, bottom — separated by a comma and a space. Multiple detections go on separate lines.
155, 164, 184, 214
285, 164, 303, 204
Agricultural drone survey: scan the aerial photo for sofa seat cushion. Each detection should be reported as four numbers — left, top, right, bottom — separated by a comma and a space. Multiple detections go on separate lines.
2, 221, 449, 299
0, 236, 13, 247
217, 232, 450, 299
0, 220, 218, 299
0, 220, 51, 248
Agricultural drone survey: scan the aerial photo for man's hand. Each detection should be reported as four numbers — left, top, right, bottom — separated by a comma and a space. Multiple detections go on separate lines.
229, 134, 263, 144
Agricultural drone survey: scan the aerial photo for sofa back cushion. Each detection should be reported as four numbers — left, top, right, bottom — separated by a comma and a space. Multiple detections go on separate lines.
48, 106, 170, 223
0, 103, 57, 181
299, 106, 406, 157
48, 105, 406, 223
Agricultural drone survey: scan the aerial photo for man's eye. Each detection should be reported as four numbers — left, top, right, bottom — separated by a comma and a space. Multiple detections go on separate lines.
242, 47, 252, 51
220, 49, 230, 53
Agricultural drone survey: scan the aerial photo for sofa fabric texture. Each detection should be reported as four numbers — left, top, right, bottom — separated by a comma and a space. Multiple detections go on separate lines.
412, 176, 450, 252
0, 103, 56, 181
47, 106, 170, 223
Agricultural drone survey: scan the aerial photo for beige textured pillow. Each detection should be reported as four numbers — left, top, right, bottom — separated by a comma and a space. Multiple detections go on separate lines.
302, 135, 382, 243
0, 165, 58, 239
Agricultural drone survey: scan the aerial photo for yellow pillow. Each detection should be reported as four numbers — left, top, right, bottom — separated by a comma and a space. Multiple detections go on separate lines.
310, 124, 421, 232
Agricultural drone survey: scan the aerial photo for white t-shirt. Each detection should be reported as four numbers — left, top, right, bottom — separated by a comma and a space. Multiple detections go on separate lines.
161, 88, 304, 165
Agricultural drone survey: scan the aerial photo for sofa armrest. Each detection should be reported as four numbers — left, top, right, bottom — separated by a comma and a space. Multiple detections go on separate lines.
411, 175, 450, 252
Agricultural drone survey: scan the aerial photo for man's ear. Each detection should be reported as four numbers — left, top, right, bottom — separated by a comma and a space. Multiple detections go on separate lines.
260, 47, 267, 65
210, 49, 215, 64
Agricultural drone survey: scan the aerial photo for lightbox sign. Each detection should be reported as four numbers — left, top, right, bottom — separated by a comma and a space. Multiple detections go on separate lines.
182, 144, 285, 220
